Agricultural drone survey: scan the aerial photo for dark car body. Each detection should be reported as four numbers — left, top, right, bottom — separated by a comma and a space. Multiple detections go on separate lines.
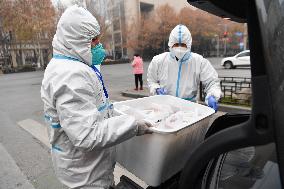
179, 0, 284, 188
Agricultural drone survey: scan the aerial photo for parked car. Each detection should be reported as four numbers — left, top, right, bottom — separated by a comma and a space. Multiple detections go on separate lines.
221, 50, 250, 69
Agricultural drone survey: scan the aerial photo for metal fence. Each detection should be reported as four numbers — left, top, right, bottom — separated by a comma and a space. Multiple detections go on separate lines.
200, 77, 252, 106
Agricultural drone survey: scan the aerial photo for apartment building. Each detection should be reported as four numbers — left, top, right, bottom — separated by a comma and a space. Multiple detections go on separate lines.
106, 0, 192, 59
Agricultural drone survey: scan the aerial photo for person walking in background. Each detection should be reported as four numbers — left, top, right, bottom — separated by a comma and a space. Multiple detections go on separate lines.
132, 54, 144, 90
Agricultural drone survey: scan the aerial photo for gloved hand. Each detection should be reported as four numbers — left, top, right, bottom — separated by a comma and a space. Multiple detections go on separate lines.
156, 88, 166, 95
207, 96, 218, 112
136, 120, 153, 136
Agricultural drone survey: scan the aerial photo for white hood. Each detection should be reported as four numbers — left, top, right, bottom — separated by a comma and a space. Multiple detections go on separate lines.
52, 5, 100, 66
168, 24, 192, 51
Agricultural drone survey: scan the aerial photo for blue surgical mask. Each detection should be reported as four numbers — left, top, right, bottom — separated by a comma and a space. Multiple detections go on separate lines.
91, 43, 106, 65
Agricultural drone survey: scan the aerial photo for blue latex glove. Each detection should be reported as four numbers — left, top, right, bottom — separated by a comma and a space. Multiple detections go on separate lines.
208, 96, 218, 112
156, 88, 166, 95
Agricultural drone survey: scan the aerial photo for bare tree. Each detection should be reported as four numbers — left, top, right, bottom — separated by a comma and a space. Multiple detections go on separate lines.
155, 4, 177, 52
0, 0, 56, 67
0, 0, 55, 41
125, 4, 177, 56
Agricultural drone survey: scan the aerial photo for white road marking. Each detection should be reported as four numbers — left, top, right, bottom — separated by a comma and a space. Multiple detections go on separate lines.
0, 143, 35, 189
17, 119, 50, 148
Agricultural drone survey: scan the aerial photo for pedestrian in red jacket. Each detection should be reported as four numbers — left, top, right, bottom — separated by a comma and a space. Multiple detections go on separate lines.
131, 54, 144, 90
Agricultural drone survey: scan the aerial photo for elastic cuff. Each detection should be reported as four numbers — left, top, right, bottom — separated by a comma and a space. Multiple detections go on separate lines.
134, 121, 139, 136
205, 95, 210, 105
154, 87, 160, 95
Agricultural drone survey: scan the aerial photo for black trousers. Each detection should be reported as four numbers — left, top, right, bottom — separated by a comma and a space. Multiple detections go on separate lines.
134, 74, 143, 88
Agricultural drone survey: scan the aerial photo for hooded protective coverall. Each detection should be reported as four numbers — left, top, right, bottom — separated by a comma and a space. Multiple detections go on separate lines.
147, 25, 221, 103
41, 5, 138, 188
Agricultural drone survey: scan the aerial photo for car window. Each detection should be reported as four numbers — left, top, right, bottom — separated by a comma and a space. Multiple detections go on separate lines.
178, 0, 283, 189
210, 143, 281, 189
237, 52, 250, 57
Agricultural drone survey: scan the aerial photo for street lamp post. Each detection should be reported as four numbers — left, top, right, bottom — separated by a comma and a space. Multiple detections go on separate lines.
223, 24, 227, 56
218, 23, 228, 57
214, 34, 219, 57
243, 23, 247, 50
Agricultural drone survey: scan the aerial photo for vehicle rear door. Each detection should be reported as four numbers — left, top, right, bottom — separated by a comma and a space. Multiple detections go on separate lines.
179, 0, 284, 188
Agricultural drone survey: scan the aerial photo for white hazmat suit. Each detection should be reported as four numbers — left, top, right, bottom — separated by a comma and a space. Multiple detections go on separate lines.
147, 25, 221, 103
41, 5, 140, 189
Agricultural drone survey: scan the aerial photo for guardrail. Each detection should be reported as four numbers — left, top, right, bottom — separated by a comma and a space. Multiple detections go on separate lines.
200, 77, 252, 106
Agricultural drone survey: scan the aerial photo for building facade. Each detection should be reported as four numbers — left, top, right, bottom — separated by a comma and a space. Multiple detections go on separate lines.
53, 0, 192, 60
106, 0, 192, 60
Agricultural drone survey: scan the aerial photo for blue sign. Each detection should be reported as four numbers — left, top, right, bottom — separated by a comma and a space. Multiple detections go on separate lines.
235, 32, 243, 37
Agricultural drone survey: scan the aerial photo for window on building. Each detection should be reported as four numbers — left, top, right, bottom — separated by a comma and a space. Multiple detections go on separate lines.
113, 19, 120, 31
112, 7, 120, 18
114, 33, 122, 44
114, 45, 122, 59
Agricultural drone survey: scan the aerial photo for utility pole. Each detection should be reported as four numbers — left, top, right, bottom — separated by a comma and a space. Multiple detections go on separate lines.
0, 17, 3, 70
223, 24, 227, 56
109, 0, 116, 60
243, 23, 247, 50
214, 34, 219, 57
119, 1, 124, 59
218, 23, 228, 56
0, 17, 3, 55
0, 17, 9, 68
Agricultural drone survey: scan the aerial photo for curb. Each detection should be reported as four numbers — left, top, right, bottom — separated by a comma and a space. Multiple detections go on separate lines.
102, 61, 130, 65
218, 104, 251, 114
121, 91, 148, 98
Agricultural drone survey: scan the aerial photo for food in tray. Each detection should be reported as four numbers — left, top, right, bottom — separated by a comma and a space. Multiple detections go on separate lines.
116, 103, 202, 130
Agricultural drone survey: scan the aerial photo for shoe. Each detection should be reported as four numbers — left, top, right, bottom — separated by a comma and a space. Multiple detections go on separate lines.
134, 88, 138, 91
140, 87, 143, 90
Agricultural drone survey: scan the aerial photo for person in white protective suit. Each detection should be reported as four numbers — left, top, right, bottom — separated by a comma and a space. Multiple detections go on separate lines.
147, 24, 221, 111
41, 5, 152, 189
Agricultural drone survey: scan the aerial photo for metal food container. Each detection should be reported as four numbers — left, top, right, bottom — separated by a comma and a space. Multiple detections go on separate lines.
114, 95, 215, 186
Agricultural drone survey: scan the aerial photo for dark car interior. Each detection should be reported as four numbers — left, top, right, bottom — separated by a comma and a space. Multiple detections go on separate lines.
179, 0, 283, 188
